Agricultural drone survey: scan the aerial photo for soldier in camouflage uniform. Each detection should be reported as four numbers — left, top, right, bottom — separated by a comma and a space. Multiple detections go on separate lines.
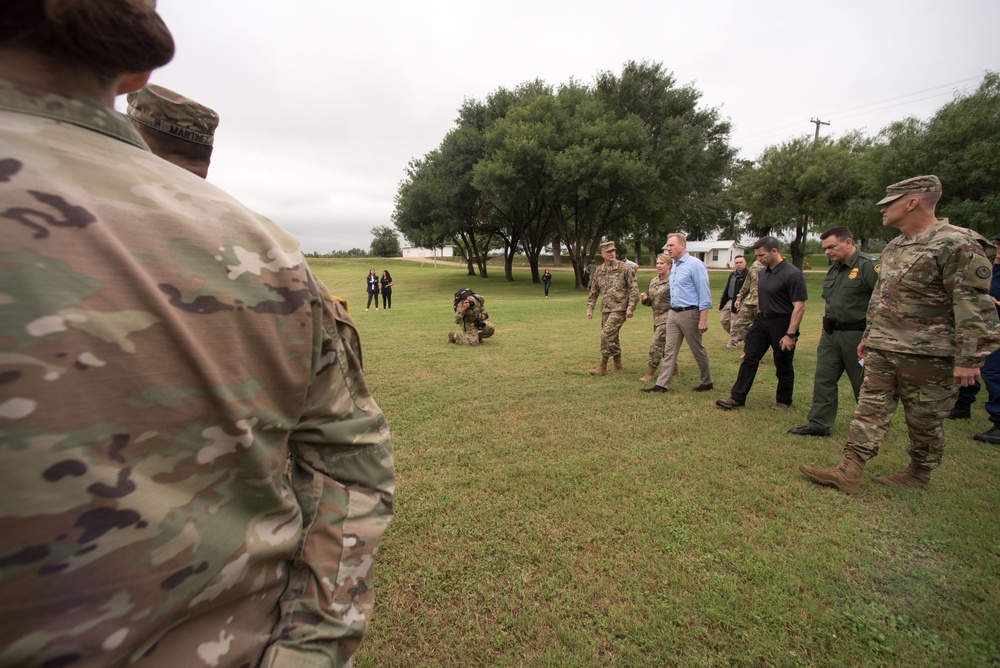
638, 254, 676, 382
728, 258, 763, 349
801, 176, 1000, 494
449, 288, 494, 345
586, 241, 639, 375
0, 4, 395, 667
126, 83, 219, 179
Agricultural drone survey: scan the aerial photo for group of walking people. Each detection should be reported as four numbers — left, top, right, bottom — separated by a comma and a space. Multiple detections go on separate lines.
366, 268, 395, 310
587, 176, 1000, 497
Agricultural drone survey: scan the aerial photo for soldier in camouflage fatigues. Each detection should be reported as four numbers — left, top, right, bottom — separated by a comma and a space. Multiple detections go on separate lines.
801, 175, 1000, 494
638, 254, 675, 382
449, 289, 494, 346
126, 83, 218, 179
586, 241, 639, 375
728, 259, 763, 349
0, 72, 395, 668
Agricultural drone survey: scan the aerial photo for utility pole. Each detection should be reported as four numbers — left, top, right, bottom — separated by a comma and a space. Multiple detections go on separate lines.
810, 118, 830, 142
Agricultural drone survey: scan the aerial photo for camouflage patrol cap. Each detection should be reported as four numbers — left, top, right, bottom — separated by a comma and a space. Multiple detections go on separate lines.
127, 84, 219, 146
876, 175, 942, 206
600, 241, 617, 253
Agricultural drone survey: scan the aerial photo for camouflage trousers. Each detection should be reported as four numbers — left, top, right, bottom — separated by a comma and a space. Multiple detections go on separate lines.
847, 348, 956, 468
648, 322, 667, 367
599, 311, 627, 359
456, 320, 494, 346
728, 303, 757, 348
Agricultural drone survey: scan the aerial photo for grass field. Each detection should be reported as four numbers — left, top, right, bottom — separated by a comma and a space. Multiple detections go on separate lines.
311, 258, 999, 667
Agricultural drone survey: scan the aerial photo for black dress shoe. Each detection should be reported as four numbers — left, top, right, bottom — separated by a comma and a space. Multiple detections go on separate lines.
641, 385, 669, 393
788, 424, 831, 436
974, 425, 1000, 444
947, 405, 971, 419
692, 383, 714, 392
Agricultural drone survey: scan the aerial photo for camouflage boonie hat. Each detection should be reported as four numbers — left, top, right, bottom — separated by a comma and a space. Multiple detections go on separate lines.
876, 175, 942, 206
600, 241, 616, 253
127, 84, 219, 145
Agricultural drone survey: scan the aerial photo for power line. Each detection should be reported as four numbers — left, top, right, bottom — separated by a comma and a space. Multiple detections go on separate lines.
737, 74, 983, 144
817, 75, 981, 119
827, 86, 977, 124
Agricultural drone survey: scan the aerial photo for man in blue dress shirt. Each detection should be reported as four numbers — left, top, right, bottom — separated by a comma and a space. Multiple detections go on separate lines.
642, 233, 714, 393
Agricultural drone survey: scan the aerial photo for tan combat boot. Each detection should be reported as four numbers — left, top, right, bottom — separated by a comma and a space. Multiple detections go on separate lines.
799, 448, 866, 494
611, 356, 624, 373
590, 359, 609, 376
873, 459, 931, 488
639, 364, 657, 382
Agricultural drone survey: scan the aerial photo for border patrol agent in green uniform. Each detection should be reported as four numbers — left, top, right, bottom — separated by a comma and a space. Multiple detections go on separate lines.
789, 227, 879, 436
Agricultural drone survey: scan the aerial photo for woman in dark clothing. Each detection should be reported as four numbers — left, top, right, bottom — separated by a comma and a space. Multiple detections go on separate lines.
542, 269, 552, 298
366, 268, 379, 310
380, 270, 394, 309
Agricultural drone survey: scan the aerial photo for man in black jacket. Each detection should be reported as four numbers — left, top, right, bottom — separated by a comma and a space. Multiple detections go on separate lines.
719, 255, 748, 338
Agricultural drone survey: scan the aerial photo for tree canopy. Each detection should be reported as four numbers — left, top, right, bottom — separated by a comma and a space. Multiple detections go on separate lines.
394, 69, 999, 276
393, 60, 736, 285
369, 225, 401, 257
735, 71, 999, 264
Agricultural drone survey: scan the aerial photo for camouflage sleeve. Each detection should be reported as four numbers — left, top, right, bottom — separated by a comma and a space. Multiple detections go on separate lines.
943, 235, 998, 367
737, 268, 755, 301
863, 266, 883, 342
587, 271, 600, 310
626, 267, 639, 312
266, 277, 395, 667
641, 278, 655, 307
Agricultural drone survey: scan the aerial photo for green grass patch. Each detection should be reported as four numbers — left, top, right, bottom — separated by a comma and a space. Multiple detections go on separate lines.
310, 258, 1000, 667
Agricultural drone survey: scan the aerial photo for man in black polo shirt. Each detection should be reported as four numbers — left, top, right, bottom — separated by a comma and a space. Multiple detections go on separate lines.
717, 237, 807, 410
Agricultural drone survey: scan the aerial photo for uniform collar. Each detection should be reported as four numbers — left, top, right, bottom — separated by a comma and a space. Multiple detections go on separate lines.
836, 249, 864, 269
897, 219, 948, 244
0, 77, 148, 150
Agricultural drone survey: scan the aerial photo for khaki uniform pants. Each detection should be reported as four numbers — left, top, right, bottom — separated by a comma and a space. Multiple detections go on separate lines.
654, 309, 712, 388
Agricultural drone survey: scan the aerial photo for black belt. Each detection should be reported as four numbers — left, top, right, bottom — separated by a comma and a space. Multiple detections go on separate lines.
757, 312, 790, 319
824, 317, 866, 333
670, 305, 699, 312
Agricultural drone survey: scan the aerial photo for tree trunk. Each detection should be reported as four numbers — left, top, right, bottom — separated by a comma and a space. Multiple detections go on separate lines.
789, 217, 807, 270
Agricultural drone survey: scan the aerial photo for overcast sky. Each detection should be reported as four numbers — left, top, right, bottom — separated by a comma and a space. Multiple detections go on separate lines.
133, 1, 999, 253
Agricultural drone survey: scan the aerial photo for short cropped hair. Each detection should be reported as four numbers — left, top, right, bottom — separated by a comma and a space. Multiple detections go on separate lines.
751, 236, 780, 252
820, 226, 853, 242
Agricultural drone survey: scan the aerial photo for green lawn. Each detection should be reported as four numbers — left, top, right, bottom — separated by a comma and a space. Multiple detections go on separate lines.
310, 258, 999, 668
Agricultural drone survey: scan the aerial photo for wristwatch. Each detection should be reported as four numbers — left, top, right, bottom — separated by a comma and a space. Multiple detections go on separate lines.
786, 332, 799, 339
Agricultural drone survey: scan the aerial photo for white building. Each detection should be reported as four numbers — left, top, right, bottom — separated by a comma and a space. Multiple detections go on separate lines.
402, 245, 455, 259
681, 240, 745, 269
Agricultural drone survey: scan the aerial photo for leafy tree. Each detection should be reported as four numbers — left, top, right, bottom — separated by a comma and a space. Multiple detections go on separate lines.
369, 225, 401, 257
737, 134, 869, 267
920, 72, 999, 234
544, 82, 659, 287
852, 72, 999, 243
595, 61, 736, 264
472, 80, 554, 281
394, 60, 735, 285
